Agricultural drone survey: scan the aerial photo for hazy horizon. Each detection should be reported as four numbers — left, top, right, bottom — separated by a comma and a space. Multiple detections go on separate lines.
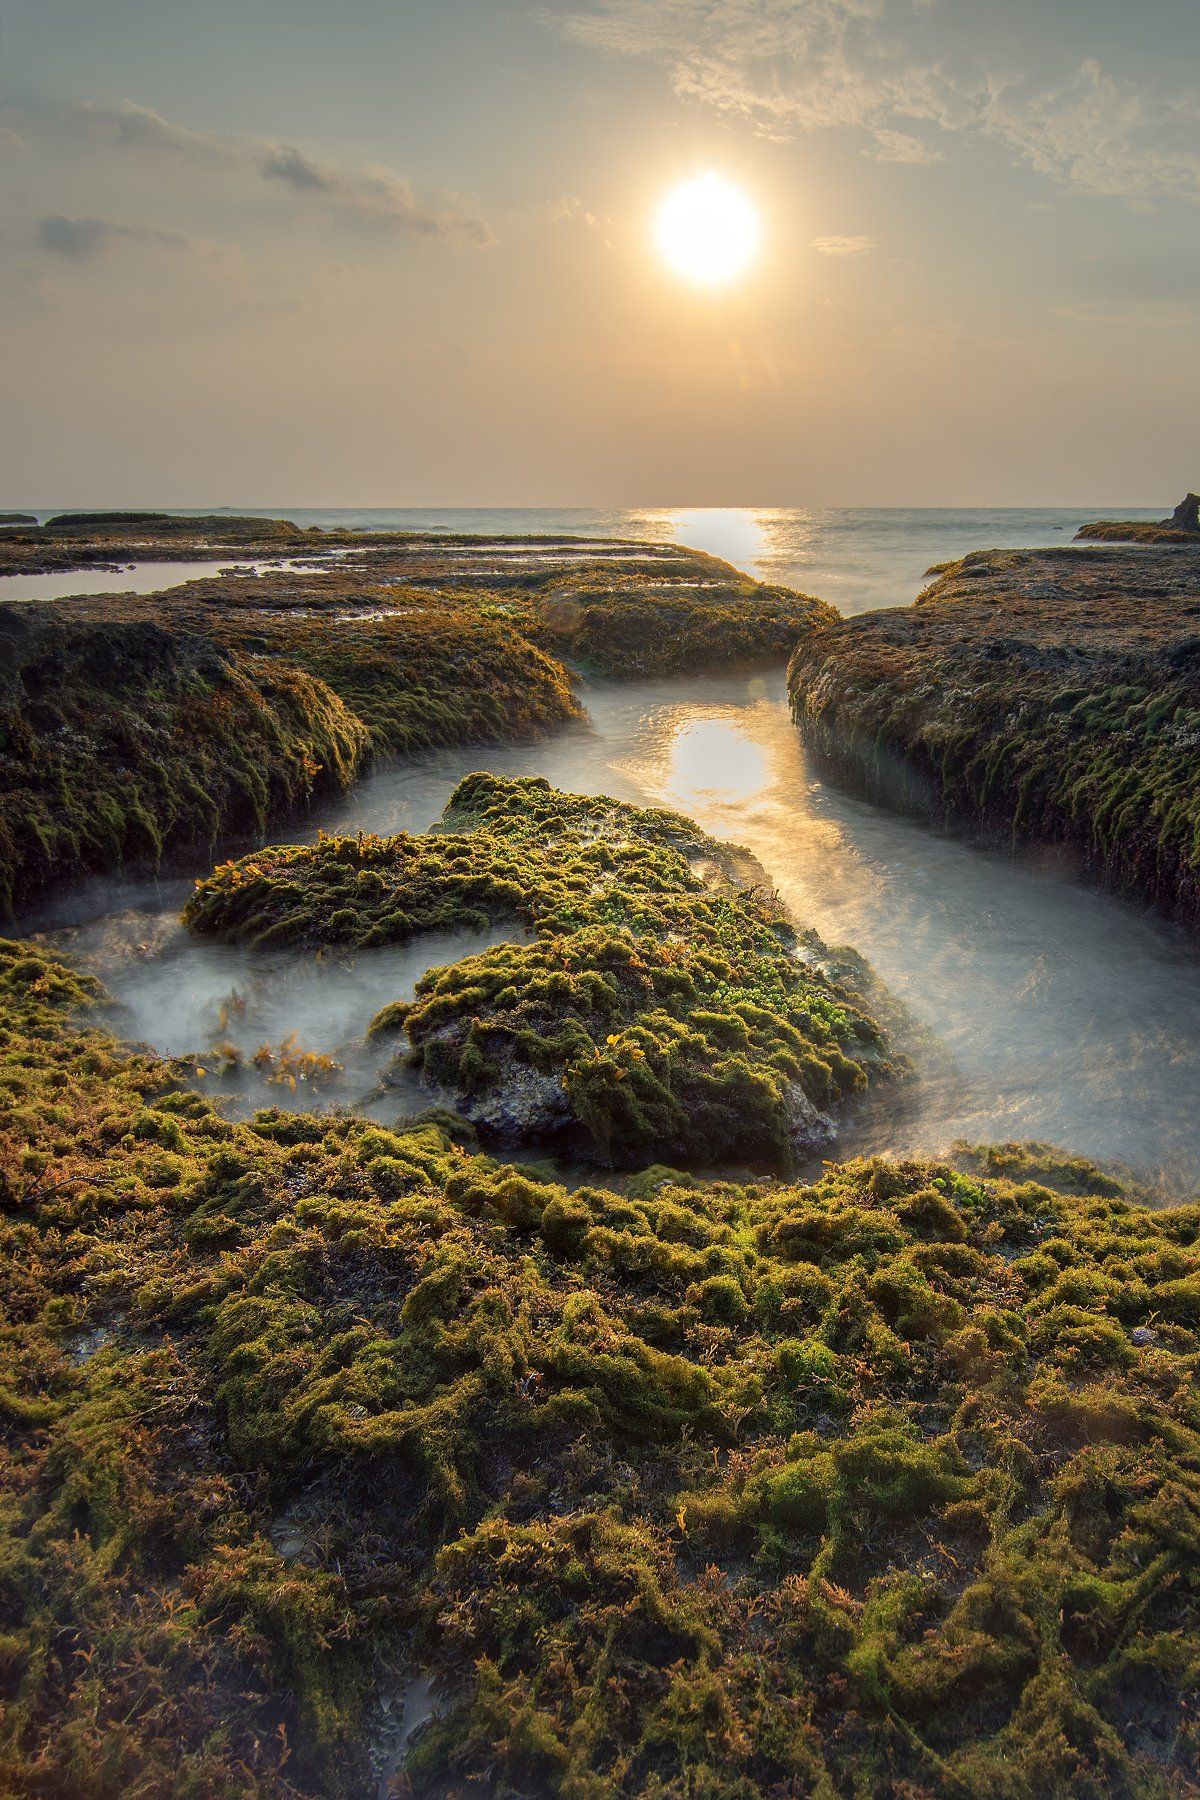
4, 0, 1199, 505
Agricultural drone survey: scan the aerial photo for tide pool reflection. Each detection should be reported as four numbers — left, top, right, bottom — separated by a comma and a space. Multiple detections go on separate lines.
58, 668, 1200, 1198
665, 716, 770, 808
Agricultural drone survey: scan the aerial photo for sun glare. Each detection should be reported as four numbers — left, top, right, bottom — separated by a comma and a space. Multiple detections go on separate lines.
656, 173, 760, 286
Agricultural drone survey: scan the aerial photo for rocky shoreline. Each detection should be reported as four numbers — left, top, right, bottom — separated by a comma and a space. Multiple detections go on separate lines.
3, 515, 1200, 1796
788, 542, 1200, 927
1074, 490, 1200, 544
0, 521, 830, 915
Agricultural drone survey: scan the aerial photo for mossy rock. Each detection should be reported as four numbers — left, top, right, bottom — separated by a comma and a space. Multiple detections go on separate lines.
187, 774, 904, 1167
788, 543, 1200, 929
1, 943, 1198, 1792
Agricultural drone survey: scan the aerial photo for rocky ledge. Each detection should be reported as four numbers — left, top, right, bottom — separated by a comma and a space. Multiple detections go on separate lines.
1076, 491, 1200, 543
788, 543, 1200, 925
0, 527, 832, 914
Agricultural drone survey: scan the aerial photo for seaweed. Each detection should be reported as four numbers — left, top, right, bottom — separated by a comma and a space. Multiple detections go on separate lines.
788, 545, 1200, 928
186, 775, 902, 1167
0, 944, 1198, 1794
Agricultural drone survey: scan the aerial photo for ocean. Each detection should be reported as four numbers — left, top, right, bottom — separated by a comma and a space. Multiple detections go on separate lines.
18, 504, 1165, 614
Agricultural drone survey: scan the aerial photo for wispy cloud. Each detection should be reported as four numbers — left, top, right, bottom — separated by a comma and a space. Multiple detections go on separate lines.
811, 234, 876, 256
981, 61, 1200, 200
1055, 299, 1196, 328
546, 1, 1200, 199
871, 128, 942, 165
38, 214, 190, 260
79, 101, 496, 244
546, 193, 599, 226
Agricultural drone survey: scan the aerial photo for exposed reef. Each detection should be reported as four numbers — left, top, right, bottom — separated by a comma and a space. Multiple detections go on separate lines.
1076, 493, 1200, 543
0, 604, 369, 919
0, 593, 577, 918
1, 939, 1198, 1795
186, 774, 902, 1167
0, 511, 320, 575
0, 522, 832, 914
788, 544, 1200, 927
0, 509, 748, 584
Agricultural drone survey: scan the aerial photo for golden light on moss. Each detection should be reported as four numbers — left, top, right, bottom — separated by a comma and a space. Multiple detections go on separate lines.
655, 172, 760, 286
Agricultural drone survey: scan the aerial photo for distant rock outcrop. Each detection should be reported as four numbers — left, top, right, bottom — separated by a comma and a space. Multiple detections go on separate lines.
1076, 492, 1200, 543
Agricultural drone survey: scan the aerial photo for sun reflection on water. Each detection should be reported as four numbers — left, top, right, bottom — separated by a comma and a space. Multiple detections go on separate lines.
664, 716, 770, 809
628, 508, 771, 577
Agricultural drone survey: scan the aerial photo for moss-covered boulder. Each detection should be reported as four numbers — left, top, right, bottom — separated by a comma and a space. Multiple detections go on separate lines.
788, 544, 1200, 926
187, 774, 902, 1166
1076, 494, 1200, 543
498, 572, 836, 676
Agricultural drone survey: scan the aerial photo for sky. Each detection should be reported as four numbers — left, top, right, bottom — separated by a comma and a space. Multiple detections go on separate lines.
2, 0, 1199, 506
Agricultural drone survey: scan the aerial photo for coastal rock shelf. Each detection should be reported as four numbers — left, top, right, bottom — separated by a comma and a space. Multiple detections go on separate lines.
7, 513, 1200, 1795
1076, 491, 1200, 544
186, 773, 904, 1166
0, 518, 831, 914
788, 543, 1200, 927
2, 939, 1199, 1794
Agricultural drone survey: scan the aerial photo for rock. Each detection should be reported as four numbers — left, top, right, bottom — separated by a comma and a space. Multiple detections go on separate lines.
788, 543, 1200, 928
1131, 1326, 1158, 1346
1168, 493, 1200, 532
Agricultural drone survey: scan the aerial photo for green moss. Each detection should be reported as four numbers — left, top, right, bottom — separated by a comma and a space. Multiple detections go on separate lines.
0, 938, 1198, 1791
187, 774, 902, 1167
0, 610, 369, 916
507, 573, 836, 677
788, 544, 1200, 928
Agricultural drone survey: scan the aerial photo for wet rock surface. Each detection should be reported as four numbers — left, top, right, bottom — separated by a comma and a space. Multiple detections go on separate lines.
186, 772, 905, 1168
788, 543, 1200, 926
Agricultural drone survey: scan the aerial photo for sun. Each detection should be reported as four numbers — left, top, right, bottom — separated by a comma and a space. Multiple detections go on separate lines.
656, 173, 760, 286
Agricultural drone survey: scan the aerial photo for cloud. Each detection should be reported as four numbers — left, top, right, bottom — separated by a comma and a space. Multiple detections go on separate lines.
79, 101, 495, 243
981, 61, 1200, 200
38, 214, 190, 260
811, 233, 876, 256
1055, 299, 1196, 328
545, 194, 599, 226
83, 100, 233, 165
871, 128, 942, 164
546, 2, 1200, 199
545, 1, 979, 142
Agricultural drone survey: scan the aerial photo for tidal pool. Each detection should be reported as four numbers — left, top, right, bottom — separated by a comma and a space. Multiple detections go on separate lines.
301, 672, 1200, 1196
0, 553, 351, 604
47, 904, 524, 1121
35, 669, 1200, 1196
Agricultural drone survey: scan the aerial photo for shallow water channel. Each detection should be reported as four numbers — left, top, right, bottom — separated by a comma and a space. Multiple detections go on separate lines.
30, 669, 1200, 1198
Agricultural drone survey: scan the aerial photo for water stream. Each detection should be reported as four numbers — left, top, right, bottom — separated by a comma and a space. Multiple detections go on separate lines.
35, 668, 1200, 1198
